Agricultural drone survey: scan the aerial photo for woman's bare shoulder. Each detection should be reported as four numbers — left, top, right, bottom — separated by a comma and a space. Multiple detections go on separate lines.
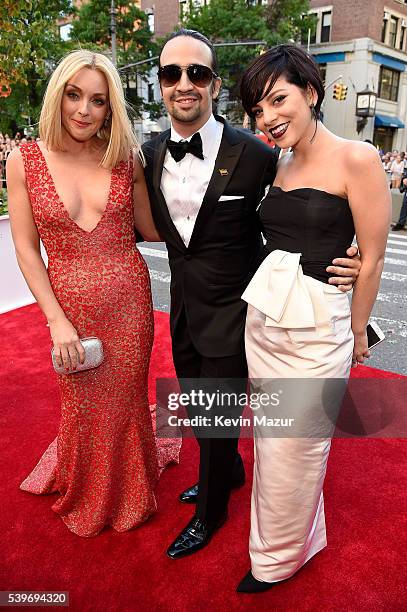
6, 146, 23, 163
338, 139, 380, 167
132, 147, 145, 179
5, 147, 24, 176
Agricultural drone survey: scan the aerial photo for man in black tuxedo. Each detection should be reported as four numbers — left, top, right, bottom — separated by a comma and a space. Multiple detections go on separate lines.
142, 29, 359, 559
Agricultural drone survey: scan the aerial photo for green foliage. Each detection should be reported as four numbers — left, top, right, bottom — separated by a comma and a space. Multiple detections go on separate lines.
72, 0, 156, 66
144, 101, 166, 122
72, 0, 158, 117
266, 0, 315, 46
0, 0, 73, 133
0, 188, 8, 216
182, 0, 270, 95
180, 0, 312, 122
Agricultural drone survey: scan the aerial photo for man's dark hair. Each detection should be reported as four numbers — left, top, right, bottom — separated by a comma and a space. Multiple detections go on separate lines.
240, 44, 325, 119
159, 28, 219, 75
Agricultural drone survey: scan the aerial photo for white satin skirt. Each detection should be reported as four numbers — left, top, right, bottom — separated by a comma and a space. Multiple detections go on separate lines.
242, 250, 354, 583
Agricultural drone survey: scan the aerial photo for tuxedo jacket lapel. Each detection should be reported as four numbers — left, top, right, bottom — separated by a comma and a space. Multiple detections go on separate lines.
152, 132, 167, 192
152, 131, 186, 251
189, 119, 245, 248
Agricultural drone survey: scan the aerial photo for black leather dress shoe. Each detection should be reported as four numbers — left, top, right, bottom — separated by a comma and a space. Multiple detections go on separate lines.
179, 454, 246, 504
392, 223, 405, 231
236, 570, 274, 593
178, 483, 199, 504
167, 513, 227, 559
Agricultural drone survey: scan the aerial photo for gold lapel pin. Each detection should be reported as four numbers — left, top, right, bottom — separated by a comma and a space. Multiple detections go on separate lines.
219, 168, 228, 176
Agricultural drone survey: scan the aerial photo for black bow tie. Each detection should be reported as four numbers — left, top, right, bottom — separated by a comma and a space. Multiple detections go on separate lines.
167, 132, 204, 162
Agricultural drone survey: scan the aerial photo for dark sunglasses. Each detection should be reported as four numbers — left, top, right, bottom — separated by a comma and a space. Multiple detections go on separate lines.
158, 64, 218, 87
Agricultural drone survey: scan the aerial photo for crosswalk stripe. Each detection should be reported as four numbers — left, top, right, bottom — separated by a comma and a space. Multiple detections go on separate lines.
389, 232, 407, 240
376, 291, 405, 305
141, 246, 407, 262
384, 257, 407, 266
149, 269, 171, 283
140, 247, 407, 279
147, 268, 406, 284
386, 247, 407, 256
381, 271, 407, 282
387, 239, 407, 246
139, 246, 168, 260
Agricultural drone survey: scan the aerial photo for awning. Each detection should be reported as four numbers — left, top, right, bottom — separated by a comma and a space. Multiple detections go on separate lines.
374, 114, 405, 129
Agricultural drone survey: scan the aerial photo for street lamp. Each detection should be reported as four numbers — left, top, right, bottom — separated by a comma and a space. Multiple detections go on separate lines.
356, 86, 377, 134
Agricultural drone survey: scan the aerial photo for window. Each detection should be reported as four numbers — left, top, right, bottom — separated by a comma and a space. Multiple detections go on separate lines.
400, 25, 407, 51
147, 12, 154, 33
301, 9, 330, 45
381, 16, 387, 42
378, 66, 400, 102
300, 13, 318, 46
389, 16, 399, 47
59, 23, 72, 41
148, 83, 154, 103
373, 127, 394, 154
179, 0, 187, 19
321, 11, 331, 42
180, 0, 208, 17
307, 12, 318, 44
318, 63, 327, 86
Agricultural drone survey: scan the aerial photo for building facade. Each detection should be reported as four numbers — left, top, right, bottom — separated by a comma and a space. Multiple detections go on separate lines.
141, 0, 180, 38
308, 0, 407, 150
141, 0, 407, 149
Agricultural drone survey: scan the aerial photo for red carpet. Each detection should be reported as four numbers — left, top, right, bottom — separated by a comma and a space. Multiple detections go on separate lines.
0, 304, 406, 611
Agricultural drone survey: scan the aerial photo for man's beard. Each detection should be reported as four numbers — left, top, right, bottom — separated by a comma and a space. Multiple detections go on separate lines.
170, 102, 202, 123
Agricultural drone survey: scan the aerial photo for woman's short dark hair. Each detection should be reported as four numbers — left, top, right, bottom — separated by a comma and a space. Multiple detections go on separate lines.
240, 44, 325, 119
159, 28, 219, 75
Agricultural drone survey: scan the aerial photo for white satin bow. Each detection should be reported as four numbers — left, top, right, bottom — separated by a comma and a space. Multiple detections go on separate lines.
241, 250, 332, 328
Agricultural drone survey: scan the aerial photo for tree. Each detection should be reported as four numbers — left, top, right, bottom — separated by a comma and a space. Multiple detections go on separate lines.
0, 0, 72, 133
266, 0, 315, 46
71, 0, 156, 65
71, 0, 158, 117
180, 0, 313, 122
182, 0, 270, 103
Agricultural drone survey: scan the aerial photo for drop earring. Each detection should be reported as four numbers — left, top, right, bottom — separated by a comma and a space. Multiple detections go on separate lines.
104, 114, 111, 128
309, 103, 318, 144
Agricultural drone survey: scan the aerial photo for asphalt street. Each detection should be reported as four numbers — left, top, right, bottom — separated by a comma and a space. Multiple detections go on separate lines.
139, 231, 406, 376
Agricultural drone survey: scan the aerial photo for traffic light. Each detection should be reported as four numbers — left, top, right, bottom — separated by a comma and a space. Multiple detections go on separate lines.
333, 83, 342, 100
333, 83, 348, 101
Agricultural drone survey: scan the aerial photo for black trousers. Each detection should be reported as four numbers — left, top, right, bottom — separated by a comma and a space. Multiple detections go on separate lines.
171, 308, 248, 524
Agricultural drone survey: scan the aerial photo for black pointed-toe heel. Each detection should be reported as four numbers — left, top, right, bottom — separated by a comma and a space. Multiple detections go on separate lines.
236, 570, 274, 593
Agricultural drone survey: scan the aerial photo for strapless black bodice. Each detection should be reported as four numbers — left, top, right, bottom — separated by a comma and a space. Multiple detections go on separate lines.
258, 186, 355, 283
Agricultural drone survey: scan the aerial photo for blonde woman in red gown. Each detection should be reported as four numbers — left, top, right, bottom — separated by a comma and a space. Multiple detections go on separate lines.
7, 50, 179, 537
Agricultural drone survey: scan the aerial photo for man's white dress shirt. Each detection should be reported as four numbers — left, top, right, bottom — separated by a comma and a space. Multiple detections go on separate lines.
160, 114, 224, 247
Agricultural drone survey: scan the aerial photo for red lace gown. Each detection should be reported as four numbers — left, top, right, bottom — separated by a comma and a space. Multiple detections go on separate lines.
19, 142, 180, 537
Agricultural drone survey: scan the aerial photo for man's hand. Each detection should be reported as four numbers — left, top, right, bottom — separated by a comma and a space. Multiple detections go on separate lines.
326, 245, 361, 292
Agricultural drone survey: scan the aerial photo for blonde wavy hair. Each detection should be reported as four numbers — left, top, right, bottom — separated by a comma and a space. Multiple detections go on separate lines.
39, 49, 140, 169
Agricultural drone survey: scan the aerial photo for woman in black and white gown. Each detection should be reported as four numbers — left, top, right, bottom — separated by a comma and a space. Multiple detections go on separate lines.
236, 45, 390, 593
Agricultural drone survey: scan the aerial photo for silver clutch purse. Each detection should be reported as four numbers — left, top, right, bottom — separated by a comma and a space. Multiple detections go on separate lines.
51, 337, 104, 374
